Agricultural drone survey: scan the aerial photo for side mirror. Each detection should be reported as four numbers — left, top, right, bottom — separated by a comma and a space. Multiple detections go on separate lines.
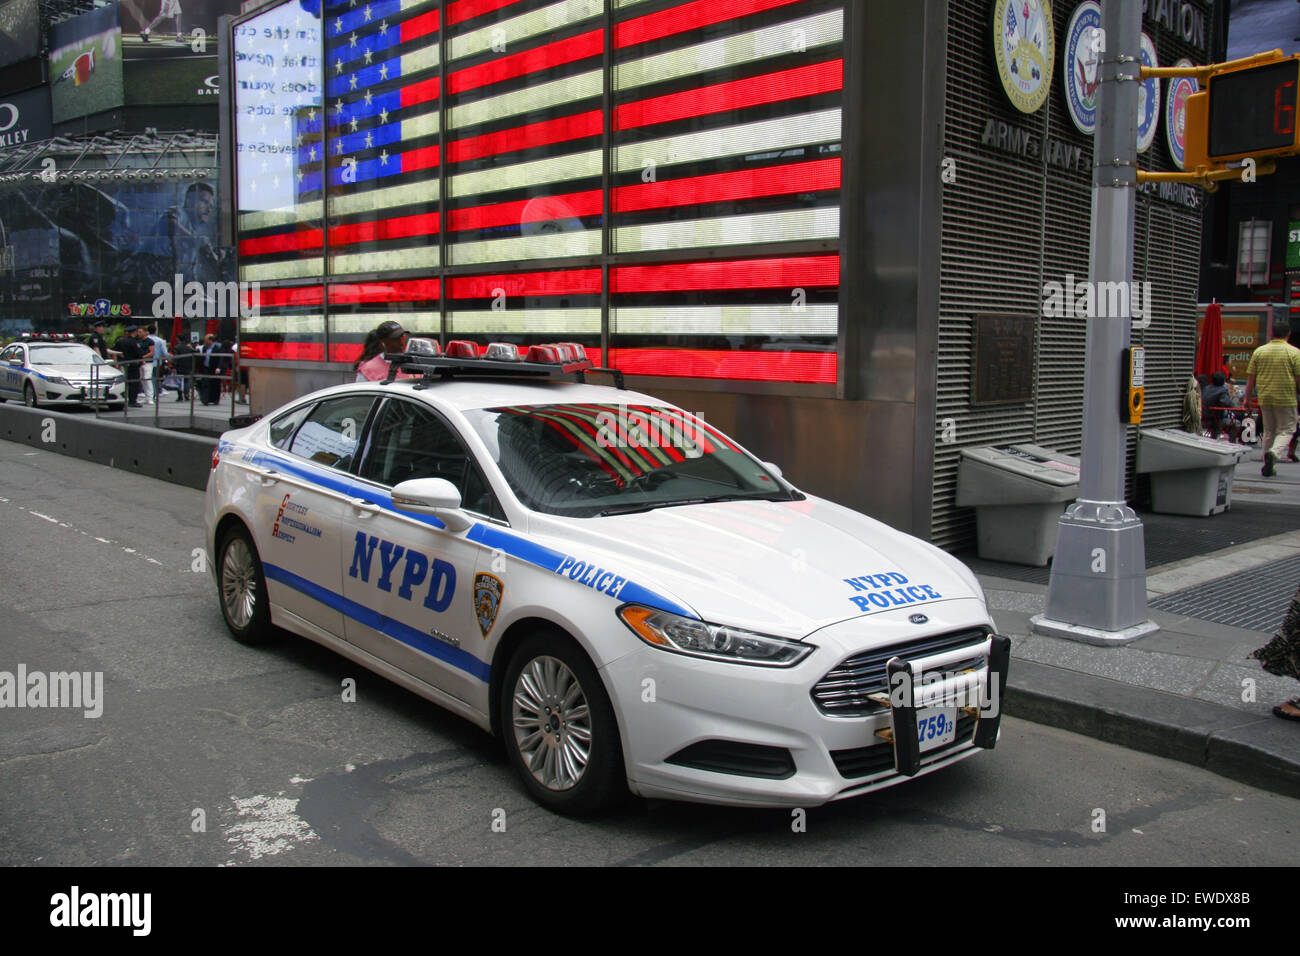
763, 461, 783, 479
391, 477, 473, 531
8, 358, 22, 367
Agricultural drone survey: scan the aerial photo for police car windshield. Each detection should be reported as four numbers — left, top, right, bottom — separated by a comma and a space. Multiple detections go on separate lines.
29, 345, 102, 365
464, 403, 798, 518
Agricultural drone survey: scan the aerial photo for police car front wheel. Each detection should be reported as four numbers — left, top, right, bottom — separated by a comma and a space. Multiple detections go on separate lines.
501, 633, 626, 815
23, 384, 37, 407
218, 525, 275, 645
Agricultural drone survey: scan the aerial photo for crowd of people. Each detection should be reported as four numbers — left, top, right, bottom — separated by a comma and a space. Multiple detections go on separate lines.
85, 321, 247, 408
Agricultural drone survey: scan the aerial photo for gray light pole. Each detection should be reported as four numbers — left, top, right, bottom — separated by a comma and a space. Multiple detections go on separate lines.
1031, 0, 1158, 645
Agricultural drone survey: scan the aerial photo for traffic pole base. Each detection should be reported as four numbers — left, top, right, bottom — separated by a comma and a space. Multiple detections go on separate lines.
1029, 613, 1159, 645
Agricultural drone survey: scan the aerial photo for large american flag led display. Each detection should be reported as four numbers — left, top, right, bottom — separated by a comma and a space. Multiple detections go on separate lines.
234, 0, 843, 381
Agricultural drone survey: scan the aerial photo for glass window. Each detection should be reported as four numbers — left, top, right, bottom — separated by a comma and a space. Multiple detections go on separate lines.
463, 402, 797, 517
287, 394, 375, 470
359, 399, 500, 517
269, 402, 313, 449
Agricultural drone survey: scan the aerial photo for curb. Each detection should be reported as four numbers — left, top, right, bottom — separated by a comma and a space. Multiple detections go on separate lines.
1006, 659, 1300, 800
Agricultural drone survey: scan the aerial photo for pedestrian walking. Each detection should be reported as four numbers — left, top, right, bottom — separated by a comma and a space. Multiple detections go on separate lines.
199, 334, 220, 404
1244, 322, 1300, 476
172, 339, 195, 401
143, 324, 169, 404
354, 320, 409, 381
1251, 583, 1300, 722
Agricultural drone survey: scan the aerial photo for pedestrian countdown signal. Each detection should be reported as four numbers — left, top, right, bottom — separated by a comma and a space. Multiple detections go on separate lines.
1181, 55, 1300, 168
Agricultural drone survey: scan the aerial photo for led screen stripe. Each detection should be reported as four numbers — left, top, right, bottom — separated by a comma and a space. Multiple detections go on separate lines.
451, 149, 601, 198
613, 206, 840, 253
613, 255, 839, 292
612, 305, 837, 335
615, 0, 804, 47
613, 158, 840, 213
451, 189, 602, 231
450, 0, 603, 62
448, 109, 601, 162
449, 268, 601, 336
451, 269, 601, 297
448, 28, 603, 95
610, 348, 835, 383
446, 0, 529, 25
448, 70, 602, 130
449, 309, 602, 333
616, 59, 842, 129
614, 8, 843, 91
613, 109, 840, 174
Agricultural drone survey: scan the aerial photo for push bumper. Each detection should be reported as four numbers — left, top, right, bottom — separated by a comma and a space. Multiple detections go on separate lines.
601, 620, 1010, 808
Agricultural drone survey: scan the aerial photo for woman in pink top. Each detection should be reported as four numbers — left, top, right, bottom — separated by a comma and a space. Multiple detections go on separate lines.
354, 321, 408, 381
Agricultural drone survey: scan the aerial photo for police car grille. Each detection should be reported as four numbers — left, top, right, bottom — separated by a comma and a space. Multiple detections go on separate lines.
830, 713, 978, 779
810, 628, 989, 718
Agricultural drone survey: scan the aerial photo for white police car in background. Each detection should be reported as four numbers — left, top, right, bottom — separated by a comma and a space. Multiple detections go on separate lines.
204, 342, 1008, 814
0, 336, 127, 409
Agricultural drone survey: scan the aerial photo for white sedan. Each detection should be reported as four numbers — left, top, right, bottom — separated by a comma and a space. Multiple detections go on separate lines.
204, 347, 1008, 813
0, 339, 127, 408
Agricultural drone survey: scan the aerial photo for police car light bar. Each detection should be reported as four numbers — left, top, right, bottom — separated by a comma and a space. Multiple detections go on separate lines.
385, 345, 625, 389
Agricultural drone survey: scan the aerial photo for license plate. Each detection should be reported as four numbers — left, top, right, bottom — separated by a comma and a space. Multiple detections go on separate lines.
917, 706, 957, 752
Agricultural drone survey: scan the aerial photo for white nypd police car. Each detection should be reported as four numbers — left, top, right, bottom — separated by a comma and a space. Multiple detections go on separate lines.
0, 337, 127, 408
204, 343, 1008, 814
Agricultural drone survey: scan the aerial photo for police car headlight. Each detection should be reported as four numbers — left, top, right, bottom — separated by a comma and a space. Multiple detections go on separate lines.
618, 604, 813, 667
45, 376, 69, 386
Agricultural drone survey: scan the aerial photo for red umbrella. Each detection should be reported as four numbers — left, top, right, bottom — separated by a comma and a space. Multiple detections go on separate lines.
1196, 301, 1223, 379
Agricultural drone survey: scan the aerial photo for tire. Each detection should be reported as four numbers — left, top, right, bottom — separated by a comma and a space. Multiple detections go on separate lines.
500, 631, 627, 815
216, 525, 276, 646
23, 383, 37, 407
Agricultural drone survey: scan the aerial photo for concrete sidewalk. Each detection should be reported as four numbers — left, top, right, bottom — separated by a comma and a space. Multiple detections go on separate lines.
989, 455, 1300, 800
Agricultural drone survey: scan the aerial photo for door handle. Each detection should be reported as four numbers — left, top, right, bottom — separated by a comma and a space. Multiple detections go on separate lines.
350, 497, 381, 517
258, 470, 280, 486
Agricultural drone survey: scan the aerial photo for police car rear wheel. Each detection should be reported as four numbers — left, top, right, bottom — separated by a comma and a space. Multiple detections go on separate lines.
502, 633, 626, 814
218, 526, 274, 645
23, 384, 37, 407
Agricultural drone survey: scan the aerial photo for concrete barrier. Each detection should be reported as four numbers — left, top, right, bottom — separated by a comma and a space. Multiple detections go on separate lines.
0, 403, 219, 490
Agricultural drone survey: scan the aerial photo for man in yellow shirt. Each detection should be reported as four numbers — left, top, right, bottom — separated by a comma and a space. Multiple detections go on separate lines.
1245, 322, 1300, 477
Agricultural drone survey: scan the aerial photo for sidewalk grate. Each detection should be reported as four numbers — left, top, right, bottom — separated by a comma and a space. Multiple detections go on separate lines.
1149, 554, 1300, 632
960, 500, 1300, 586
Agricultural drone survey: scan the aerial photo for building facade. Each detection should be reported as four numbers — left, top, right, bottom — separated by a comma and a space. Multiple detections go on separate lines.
228, 0, 1225, 552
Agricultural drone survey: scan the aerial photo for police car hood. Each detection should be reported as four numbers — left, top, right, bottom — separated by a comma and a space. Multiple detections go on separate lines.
33, 362, 121, 379
527, 494, 986, 640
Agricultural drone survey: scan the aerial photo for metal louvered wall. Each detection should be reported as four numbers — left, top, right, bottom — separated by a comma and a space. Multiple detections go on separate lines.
932, 0, 1211, 552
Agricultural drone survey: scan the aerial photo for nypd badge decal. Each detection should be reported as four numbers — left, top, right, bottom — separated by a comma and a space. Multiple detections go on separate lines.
475, 573, 503, 638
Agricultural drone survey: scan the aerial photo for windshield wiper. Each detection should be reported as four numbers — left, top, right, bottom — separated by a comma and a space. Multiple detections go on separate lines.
593, 493, 788, 517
